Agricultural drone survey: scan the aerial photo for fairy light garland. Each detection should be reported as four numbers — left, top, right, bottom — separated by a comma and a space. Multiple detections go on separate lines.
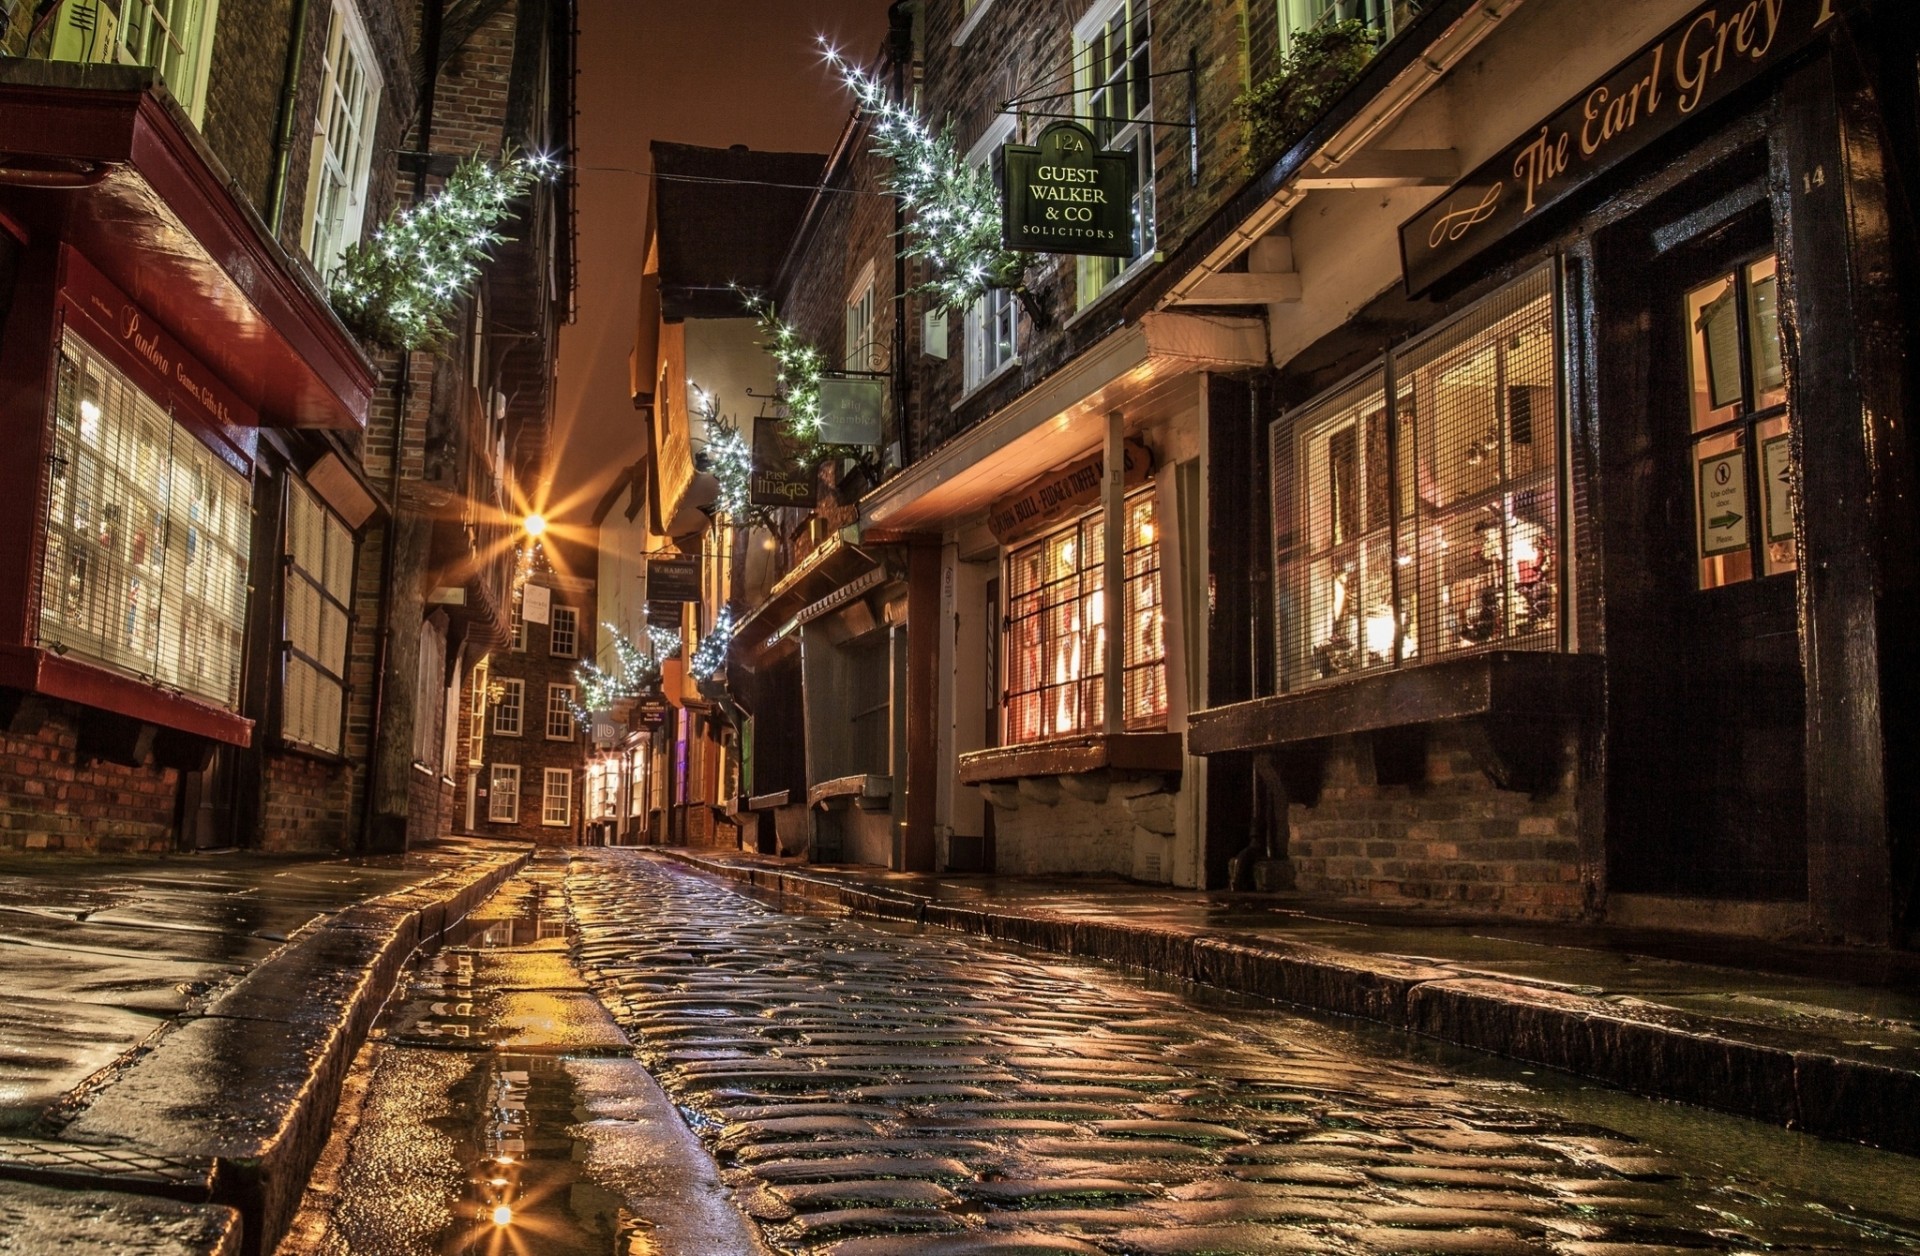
688, 604, 735, 682
822, 42, 1024, 314
692, 387, 762, 525
330, 150, 560, 350
566, 622, 681, 728
748, 300, 826, 444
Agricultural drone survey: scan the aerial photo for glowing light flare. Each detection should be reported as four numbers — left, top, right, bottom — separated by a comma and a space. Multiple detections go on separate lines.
521, 513, 548, 538
492, 1204, 513, 1227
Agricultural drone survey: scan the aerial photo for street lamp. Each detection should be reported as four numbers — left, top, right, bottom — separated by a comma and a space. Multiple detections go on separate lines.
522, 513, 548, 538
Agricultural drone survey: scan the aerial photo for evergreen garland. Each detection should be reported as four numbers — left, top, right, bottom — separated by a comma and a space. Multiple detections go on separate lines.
330, 151, 559, 350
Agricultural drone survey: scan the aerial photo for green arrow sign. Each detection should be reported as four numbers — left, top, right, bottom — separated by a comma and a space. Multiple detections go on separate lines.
1708, 511, 1743, 531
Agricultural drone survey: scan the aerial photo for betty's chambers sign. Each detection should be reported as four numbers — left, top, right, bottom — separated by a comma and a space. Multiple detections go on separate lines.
1002, 122, 1136, 260
1400, 0, 1850, 296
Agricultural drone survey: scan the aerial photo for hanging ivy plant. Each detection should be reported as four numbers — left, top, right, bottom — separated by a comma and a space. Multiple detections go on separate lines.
1237, 19, 1381, 172
330, 150, 559, 351
825, 45, 1032, 318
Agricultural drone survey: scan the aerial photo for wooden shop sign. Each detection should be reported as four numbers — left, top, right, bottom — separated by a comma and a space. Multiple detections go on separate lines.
1002, 121, 1136, 259
988, 438, 1154, 545
1400, 0, 1850, 296
750, 417, 817, 508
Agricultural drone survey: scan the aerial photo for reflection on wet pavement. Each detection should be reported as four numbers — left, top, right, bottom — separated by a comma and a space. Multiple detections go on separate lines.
569, 852, 1920, 1256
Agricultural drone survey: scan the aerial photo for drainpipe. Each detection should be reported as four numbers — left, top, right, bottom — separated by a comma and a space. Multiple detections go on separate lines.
361, 0, 445, 851
264, 0, 314, 238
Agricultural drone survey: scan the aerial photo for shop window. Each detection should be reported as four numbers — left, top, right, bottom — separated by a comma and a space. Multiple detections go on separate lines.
549, 605, 577, 658
488, 763, 519, 823
1274, 264, 1561, 689
1004, 489, 1165, 743
300, 0, 382, 279
1684, 253, 1795, 589
38, 333, 249, 709
282, 480, 356, 754
1075, 0, 1154, 307
492, 677, 523, 736
965, 116, 1019, 391
542, 767, 571, 827
545, 682, 575, 741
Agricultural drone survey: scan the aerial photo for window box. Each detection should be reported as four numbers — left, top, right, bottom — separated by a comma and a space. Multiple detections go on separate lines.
957, 730, 1183, 784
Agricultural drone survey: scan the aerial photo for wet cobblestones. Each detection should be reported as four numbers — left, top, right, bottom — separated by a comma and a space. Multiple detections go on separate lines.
570, 852, 1920, 1256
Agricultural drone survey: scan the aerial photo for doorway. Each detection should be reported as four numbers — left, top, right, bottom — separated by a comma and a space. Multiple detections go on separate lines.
1601, 192, 1806, 902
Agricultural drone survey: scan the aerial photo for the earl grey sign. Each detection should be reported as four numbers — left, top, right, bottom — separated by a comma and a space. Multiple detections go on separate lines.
1400, 0, 1850, 296
1002, 121, 1135, 259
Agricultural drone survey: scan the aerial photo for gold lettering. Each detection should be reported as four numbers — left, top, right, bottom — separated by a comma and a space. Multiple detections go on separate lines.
1429, 181, 1504, 247
1675, 11, 1720, 113
1751, 0, 1783, 56
1518, 126, 1571, 208
1645, 44, 1664, 113
1815, 0, 1837, 26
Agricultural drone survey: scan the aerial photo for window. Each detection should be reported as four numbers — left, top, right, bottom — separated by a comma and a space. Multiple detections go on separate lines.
546, 683, 576, 740
467, 659, 489, 765
49, 0, 219, 121
300, 1, 381, 279
845, 265, 883, 371
488, 763, 520, 823
1076, 0, 1154, 307
1004, 489, 1165, 743
282, 481, 356, 754
1684, 253, 1795, 589
492, 677, 524, 736
413, 620, 447, 765
549, 605, 578, 658
38, 332, 249, 709
542, 768, 572, 827
965, 117, 1019, 391
1280, 0, 1399, 50
509, 601, 525, 651
1274, 265, 1560, 690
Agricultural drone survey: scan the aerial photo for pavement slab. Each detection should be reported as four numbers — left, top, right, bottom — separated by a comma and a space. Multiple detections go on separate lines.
0, 1179, 242, 1256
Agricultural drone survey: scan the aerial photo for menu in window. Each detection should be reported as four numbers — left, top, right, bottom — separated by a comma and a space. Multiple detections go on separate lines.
1698, 449, 1751, 559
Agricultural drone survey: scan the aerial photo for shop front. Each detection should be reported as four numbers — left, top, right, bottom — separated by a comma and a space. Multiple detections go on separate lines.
1189, 0, 1915, 940
0, 65, 373, 852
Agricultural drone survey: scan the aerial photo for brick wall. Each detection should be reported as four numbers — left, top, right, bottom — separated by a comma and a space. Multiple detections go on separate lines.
0, 706, 179, 854
470, 586, 591, 846
1286, 723, 1595, 920
258, 750, 350, 852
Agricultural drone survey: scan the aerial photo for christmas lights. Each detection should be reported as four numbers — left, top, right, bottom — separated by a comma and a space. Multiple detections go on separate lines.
567, 622, 669, 727
688, 604, 735, 682
748, 300, 826, 444
823, 43, 1025, 315
692, 388, 763, 527
330, 151, 560, 350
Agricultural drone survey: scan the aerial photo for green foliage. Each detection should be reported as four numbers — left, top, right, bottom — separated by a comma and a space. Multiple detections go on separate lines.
1238, 19, 1380, 172
329, 151, 557, 351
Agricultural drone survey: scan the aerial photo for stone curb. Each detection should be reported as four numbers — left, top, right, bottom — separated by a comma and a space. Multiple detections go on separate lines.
657, 849, 1920, 1156
21, 842, 533, 1256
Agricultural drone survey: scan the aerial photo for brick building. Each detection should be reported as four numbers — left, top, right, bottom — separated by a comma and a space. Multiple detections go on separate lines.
0, 0, 575, 855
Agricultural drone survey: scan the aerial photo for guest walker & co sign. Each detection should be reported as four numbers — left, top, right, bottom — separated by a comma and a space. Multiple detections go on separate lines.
1400, 0, 1852, 295
1002, 122, 1135, 259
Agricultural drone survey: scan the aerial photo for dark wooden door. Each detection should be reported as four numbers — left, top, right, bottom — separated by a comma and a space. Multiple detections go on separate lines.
1603, 204, 1806, 901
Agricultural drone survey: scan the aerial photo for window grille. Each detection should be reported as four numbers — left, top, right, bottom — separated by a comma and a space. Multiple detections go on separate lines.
549, 605, 578, 658
492, 677, 523, 735
1076, 0, 1154, 305
1274, 264, 1561, 690
282, 481, 355, 753
301, 1, 381, 279
38, 333, 249, 709
488, 763, 519, 822
1004, 488, 1164, 743
542, 768, 571, 827
546, 683, 575, 740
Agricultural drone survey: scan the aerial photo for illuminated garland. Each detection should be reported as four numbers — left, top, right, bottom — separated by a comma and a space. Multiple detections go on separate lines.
823, 43, 1024, 314
567, 622, 674, 727
750, 301, 826, 444
512, 539, 552, 595
692, 387, 763, 526
330, 151, 560, 350
688, 604, 735, 682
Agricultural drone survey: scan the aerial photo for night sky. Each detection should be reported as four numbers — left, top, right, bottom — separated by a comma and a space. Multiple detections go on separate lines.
549, 0, 891, 530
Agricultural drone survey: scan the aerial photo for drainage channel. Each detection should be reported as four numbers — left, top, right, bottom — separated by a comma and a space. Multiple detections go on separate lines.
277, 855, 760, 1256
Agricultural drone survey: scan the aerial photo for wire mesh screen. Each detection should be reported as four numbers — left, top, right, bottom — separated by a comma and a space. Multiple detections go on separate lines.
1272, 265, 1560, 691
38, 332, 250, 709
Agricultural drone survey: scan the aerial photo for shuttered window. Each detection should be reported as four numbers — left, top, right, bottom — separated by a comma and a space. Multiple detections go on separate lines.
283, 481, 356, 753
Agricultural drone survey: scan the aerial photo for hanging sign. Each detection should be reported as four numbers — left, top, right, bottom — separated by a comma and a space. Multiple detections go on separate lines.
1400, 0, 1852, 296
1002, 121, 1136, 259
521, 583, 552, 625
988, 438, 1155, 545
750, 417, 818, 507
1698, 448, 1750, 558
816, 376, 886, 447
646, 555, 700, 604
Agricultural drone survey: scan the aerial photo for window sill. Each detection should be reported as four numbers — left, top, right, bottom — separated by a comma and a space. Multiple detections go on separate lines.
0, 645, 252, 748
1066, 252, 1157, 330
952, 0, 996, 47
954, 355, 1021, 409
957, 731, 1182, 784
493, 729, 522, 738
808, 773, 892, 810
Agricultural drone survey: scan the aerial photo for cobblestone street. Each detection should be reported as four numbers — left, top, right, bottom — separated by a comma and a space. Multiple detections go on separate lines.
565, 852, 1920, 1255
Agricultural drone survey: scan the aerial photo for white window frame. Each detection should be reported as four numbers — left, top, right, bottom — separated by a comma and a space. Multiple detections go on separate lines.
109, 0, 222, 124
300, 0, 381, 279
546, 683, 576, 741
488, 763, 520, 823
1280, 0, 1398, 53
510, 601, 526, 651
953, 0, 997, 46
467, 658, 489, 765
1074, 0, 1155, 310
492, 676, 524, 736
845, 262, 882, 372
964, 115, 1021, 394
549, 604, 578, 658
542, 768, 572, 827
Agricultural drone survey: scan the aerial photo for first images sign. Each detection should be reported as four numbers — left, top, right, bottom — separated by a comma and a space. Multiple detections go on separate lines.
1002, 122, 1135, 259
